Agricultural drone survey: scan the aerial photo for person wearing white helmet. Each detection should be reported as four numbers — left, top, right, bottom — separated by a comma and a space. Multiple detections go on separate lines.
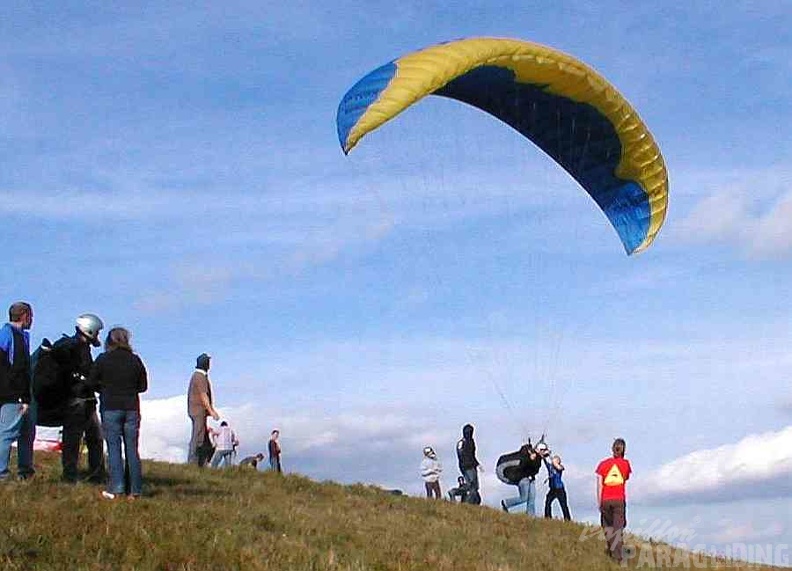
50, 313, 106, 484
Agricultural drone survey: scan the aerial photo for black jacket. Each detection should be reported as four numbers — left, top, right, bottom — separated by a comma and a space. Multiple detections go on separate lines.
0, 325, 31, 405
457, 437, 480, 471
90, 348, 148, 411
51, 334, 95, 400
518, 445, 542, 480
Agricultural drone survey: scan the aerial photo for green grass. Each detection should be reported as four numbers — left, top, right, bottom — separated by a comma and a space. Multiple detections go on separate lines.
0, 452, 779, 570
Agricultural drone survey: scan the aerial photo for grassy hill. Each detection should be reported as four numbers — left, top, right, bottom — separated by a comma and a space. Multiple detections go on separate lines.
0, 452, 776, 570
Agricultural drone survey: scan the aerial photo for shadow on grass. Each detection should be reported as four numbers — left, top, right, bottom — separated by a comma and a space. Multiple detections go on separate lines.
145, 486, 231, 499
142, 471, 235, 499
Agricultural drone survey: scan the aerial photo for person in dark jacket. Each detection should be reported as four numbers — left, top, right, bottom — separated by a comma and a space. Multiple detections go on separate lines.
0, 302, 34, 481
501, 441, 543, 515
456, 423, 482, 503
52, 313, 106, 484
447, 476, 470, 503
268, 429, 282, 473
90, 327, 148, 499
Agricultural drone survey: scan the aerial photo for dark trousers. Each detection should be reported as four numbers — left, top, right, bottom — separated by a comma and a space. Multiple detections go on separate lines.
424, 480, 441, 499
61, 400, 105, 483
544, 488, 572, 520
600, 500, 627, 562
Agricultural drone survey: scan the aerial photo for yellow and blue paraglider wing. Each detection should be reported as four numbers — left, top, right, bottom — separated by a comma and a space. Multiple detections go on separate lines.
336, 37, 668, 255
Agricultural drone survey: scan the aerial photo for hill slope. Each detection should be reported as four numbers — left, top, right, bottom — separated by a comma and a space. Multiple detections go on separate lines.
0, 453, 775, 570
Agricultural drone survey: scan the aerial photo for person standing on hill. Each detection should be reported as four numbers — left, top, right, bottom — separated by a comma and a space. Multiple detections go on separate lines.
90, 327, 148, 499
543, 452, 571, 520
52, 313, 106, 484
187, 353, 220, 467
420, 446, 443, 499
456, 423, 482, 504
0, 302, 34, 482
210, 421, 239, 468
501, 441, 542, 515
268, 429, 282, 473
596, 438, 632, 563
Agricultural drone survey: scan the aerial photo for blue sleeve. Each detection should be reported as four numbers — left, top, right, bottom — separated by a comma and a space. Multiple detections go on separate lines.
0, 325, 12, 356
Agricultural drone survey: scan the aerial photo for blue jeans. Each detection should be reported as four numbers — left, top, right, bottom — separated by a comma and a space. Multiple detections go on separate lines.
462, 467, 479, 503
102, 409, 142, 495
502, 477, 536, 515
270, 457, 281, 473
0, 403, 30, 480
463, 467, 479, 489
211, 449, 234, 468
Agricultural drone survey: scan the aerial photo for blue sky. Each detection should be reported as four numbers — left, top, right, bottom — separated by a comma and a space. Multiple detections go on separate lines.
2, 1, 792, 563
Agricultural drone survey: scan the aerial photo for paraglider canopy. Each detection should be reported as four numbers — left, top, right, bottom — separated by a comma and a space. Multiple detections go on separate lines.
336, 37, 668, 255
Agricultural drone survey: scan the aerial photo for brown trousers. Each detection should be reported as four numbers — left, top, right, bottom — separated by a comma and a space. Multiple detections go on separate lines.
600, 500, 627, 562
424, 481, 441, 499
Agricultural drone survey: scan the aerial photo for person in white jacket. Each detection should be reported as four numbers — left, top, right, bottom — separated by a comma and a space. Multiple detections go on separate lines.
420, 446, 443, 499
209, 421, 239, 468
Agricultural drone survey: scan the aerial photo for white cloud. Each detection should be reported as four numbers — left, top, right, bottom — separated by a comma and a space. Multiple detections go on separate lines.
0, 189, 169, 219
636, 425, 792, 504
748, 192, 792, 258
674, 178, 792, 259
139, 395, 190, 463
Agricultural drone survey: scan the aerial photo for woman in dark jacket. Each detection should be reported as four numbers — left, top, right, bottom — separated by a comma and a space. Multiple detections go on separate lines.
89, 327, 147, 499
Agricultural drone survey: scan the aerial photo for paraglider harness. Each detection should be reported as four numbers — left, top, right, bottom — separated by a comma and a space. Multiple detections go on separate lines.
496, 436, 547, 485
31, 338, 70, 426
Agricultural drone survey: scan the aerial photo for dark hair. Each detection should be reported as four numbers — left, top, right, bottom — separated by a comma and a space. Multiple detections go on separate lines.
612, 438, 626, 458
221, 421, 228, 427
462, 424, 474, 439
8, 301, 32, 322
104, 327, 132, 351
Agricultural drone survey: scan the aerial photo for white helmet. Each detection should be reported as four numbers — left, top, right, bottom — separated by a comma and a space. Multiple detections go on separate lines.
76, 313, 104, 347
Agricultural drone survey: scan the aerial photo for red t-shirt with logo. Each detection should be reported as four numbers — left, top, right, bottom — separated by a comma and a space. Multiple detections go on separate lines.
596, 457, 631, 502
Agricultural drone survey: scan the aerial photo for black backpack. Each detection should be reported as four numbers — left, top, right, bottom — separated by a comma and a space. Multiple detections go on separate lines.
32, 339, 70, 426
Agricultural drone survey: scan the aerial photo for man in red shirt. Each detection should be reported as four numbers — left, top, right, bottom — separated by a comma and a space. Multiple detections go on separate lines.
595, 438, 631, 563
